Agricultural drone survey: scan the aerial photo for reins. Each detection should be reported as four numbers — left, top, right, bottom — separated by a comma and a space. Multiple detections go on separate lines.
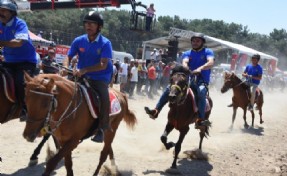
27, 78, 84, 134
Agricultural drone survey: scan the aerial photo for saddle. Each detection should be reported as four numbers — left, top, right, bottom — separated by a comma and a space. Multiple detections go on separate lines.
187, 88, 211, 113
79, 84, 121, 119
0, 66, 16, 103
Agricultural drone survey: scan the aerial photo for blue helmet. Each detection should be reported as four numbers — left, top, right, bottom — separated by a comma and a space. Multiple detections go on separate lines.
0, 0, 18, 12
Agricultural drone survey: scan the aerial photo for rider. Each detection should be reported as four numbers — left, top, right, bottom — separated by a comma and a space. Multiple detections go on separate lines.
145, 33, 215, 127
62, 11, 113, 143
242, 54, 263, 111
0, 0, 37, 120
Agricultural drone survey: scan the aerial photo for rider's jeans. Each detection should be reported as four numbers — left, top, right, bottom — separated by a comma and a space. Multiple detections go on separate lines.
247, 83, 258, 106
155, 86, 170, 111
190, 81, 208, 119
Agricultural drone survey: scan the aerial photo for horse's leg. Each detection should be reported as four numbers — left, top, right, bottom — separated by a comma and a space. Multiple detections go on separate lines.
29, 134, 51, 166
64, 151, 74, 176
93, 127, 117, 176
42, 139, 79, 176
108, 147, 119, 175
171, 127, 189, 169
230, 107, 238, 130
243, 108, 249, 129
250, 110, 255, 127
259, 106, 264, 124
161, 122, 175, 150
199, 127, 207, 150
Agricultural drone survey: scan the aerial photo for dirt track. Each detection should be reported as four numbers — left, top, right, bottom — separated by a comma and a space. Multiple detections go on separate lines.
0, 86, 287, 176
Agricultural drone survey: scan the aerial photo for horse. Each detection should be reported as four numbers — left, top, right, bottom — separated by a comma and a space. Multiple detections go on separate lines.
22, 73, 137, 176
221, 72, 264, 129
0, 65, 58, 166
159, 72, 213, 173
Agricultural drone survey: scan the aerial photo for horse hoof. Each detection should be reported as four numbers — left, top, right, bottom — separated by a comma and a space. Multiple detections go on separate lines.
165, 167, 180, 174
260, 120, 264, 124
166, 142, 175, 150
28, 159, 38, 167
244, 124, 249, 129
160, 136, 167, 144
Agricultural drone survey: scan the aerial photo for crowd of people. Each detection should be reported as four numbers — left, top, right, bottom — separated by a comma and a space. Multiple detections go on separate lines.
112, 56, 175, 99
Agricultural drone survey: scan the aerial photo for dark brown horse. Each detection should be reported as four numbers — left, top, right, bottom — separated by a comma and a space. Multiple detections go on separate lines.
221, 72, 264, 129
23, 73, 137, 176
0, 65, 57, 166
159, 72, 213, 172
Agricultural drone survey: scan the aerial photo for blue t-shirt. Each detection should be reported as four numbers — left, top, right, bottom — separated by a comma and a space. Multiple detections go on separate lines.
68, 34, 113, 83
244, 64, 263, 85
0, 17, 37, 64
182, 48, 214, 83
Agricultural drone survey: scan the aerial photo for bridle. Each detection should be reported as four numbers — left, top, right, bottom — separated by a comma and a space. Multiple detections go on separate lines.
26, 81, 83, 135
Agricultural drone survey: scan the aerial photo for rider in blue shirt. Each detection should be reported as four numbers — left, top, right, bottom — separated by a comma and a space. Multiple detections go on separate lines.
242, 54, 263, 111
63, 11, 113, 143
0, 0, 37, 120
145, 33, 214, 127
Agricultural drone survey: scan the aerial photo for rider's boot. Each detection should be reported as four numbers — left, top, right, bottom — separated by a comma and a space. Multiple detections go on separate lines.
91, 128, 104, 143
248, 104, 254, 111
195, 118, 211, 129
144, 107, 159, 119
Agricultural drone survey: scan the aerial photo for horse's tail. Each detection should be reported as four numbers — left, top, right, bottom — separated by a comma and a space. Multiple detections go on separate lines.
122, 93, 137, 130
205, 97, 213, 138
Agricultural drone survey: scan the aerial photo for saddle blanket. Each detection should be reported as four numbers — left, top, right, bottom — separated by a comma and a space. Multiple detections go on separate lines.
80, 85, 122, 119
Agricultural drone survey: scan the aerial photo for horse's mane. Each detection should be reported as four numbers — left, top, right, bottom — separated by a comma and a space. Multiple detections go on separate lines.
170, 72, 188, 83
227, 72, 249, 89
26, 74, 74, 94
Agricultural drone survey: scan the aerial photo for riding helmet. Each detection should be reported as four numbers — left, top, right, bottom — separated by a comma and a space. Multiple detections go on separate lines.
0, 0, 17, 13
83, 11, 104, 26
191, 33, 206, 43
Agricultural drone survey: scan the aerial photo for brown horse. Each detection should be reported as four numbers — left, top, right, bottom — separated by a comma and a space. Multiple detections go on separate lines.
221, 72, 264, 129
159, 72, 213, 172
0, 65, 57, 166
23, 73, 137, 176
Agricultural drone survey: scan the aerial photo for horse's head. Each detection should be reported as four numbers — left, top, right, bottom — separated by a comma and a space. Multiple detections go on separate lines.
221, 72, 239, 93
169, 73, 189, 104
23, 72, 57, 142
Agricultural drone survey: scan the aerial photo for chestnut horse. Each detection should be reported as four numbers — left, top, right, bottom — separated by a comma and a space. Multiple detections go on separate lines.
221, 72, 264, 129
23, 73, 137, 176
160, 72, 213, 172
0, 64, 57, 166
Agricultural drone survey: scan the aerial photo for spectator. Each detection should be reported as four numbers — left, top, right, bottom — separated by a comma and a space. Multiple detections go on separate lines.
40, 49, 58, 74
136, 59, 147, 95
145, 3, 155, 31
109, 59, 118, 88
119, 57, 129, 93
129, 60, 138, 98
147, 60, 156, 99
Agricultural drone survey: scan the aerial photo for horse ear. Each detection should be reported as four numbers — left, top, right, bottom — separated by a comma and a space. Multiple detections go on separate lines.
46, 79, 55, 92
24, 71, 33, 83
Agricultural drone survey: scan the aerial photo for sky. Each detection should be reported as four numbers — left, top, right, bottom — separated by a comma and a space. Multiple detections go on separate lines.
113, 0, 287, 35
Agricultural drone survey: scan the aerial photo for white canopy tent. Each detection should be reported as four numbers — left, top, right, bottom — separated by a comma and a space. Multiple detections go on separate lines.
142, 27, 278, 61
